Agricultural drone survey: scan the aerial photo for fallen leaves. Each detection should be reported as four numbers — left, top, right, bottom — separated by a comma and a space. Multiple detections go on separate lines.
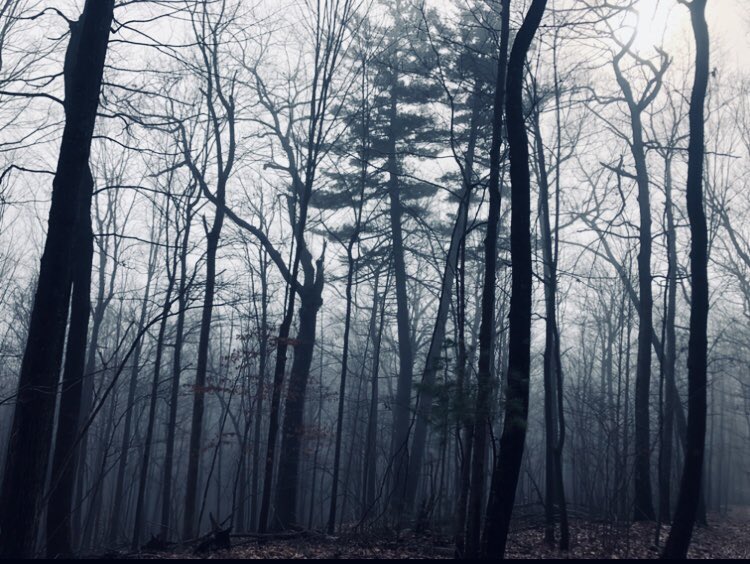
104, 507, 750, 560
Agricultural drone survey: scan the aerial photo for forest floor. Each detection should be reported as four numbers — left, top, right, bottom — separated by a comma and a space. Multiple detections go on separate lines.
101, 507, 750, 560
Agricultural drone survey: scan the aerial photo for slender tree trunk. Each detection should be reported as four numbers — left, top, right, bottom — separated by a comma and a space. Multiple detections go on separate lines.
258, 269, 297, 534
161, 205, 194, 541
132, 265, 176, 550
659, 155, 677, 526
0, 2, 113, 557
72, 202, 116, 548
662, 0, 709, 557
482, 1, 546, 558
328, 242, 356, 533
454, 240, 474, 557
386, 69, 415, 523
406, 82, 481, 514
464, 1, 509, 558
109, 241, 158, 546
532, 101, 565, 549
363, 271, 385, 519
183, 205, 225, 539
250, 254, 269, 532
611, 53, 662, 526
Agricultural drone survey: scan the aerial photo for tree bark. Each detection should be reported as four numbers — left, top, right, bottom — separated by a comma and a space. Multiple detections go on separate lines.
662, 0, 709, 557
108, 239, 158, 546
328, 240, 356, 533
161, 195, 196, 541
406, 81, 481, 515
46, 166, 94, 558
532, 96, 567, 550
659, 154, 677, 526
132, 255, 176, 550
274, 255, 325, 529
386, 69, 416, 523
363, 270, 385, 519
482, 0, 546, 558
183, 204, 225, 539
0, 1, 113, 557
464, 1, 510, 558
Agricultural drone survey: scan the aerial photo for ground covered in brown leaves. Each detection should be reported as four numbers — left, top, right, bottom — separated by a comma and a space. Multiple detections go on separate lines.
101, 508, 750, 560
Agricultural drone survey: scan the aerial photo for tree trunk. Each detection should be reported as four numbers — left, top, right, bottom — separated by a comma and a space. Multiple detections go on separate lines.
250, 252, 269, 532
611, 46, 662, 526
464, 1, 509, 558
363, 271, 385, 519
109, 240, 158, 546
258, 270, 297, 534
454, 239, 474, 557
482, 0, 546, 558
46, 166, 94, 558
328, 241, 356, 533
161, 202, 194, 541
386, 69, 415, 523
532, 99, 568, 549
132, 265, 176, 550
406, 81, 481, 515
0, 2, 113, 557
659, 154, 677, 526
274, 258, 324, 529
662, 0, 709, 557
183, 205, 225, 539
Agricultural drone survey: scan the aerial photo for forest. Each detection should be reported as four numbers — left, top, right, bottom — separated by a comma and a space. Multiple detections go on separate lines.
0, 0, 747, 559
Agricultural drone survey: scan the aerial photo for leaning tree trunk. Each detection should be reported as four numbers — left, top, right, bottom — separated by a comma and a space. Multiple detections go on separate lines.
464, 1, 509, 558
406, 82, 481, 515
482, 0, 547, 559
0, 1, 114, 557
46, 167, 94, 558
662, 0, 709, 558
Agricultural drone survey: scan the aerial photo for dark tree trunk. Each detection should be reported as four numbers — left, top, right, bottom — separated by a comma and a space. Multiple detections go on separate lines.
464, 1, 509, 558
662, 0, 709, 557
363, 271, 385, 519
109, 243, 158, 546
132, 263, 176, 550
659, 155, 677, 526
0, 2, 113, 557
406, 81, 481, 515
249, 253, 269, 532
532, 99, 567, 550
46, 167, 94, 558
482, 0, 546, 558
453, 238, 473, 557
610, 42, 665, 526
386, 69, 415, 523
328, 241, 356, 533
274, 257, 324, 529
183, 205, 225, 539
258, 271, 297, 534
161, 200, 195, 541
